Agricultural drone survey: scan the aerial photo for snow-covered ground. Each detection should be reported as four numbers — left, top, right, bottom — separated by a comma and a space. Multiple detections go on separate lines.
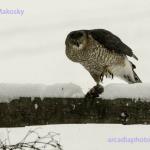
0, 124, 150, 150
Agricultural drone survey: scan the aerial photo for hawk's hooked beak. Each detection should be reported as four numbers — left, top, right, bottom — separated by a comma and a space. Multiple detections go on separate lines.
65, 37, 80, 48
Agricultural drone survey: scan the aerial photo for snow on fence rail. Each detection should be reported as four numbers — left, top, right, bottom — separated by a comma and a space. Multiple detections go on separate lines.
0, 83, 150, 127
0, 83, 149, 102
0, 83, 84, 102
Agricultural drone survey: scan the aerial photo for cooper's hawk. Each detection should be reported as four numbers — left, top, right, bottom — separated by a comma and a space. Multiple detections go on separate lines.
65, 29, 142, 97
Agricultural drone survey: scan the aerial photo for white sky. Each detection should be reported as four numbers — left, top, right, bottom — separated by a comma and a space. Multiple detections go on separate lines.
0, 0, 150, 92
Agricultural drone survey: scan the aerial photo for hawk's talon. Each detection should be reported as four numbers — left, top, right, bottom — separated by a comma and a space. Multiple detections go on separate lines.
108, 71, 114, 79
100, 73, 104, 82
102, 66, 114, 80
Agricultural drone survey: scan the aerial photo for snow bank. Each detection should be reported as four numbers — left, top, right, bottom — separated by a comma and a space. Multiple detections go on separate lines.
0, 124, 150, 150
100, 83, 150, 100
0, 83, 84, 102
0, 83, 150, 102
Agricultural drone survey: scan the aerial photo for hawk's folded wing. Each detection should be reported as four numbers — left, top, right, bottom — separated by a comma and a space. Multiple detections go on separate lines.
90, 29, 138, 60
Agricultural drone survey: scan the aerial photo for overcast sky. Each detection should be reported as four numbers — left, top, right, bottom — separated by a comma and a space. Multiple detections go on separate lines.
0, 0, 149, 92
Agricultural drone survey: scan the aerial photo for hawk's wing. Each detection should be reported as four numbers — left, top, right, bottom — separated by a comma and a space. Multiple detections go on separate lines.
89, 29, 138, 60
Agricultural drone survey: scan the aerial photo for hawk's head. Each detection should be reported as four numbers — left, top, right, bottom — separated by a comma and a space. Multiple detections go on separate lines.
65, 30, 88, 62
65, 30, 88, 50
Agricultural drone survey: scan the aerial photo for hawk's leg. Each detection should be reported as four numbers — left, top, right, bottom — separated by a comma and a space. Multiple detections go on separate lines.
100, 66, 113, 81
106, 70, 114, 79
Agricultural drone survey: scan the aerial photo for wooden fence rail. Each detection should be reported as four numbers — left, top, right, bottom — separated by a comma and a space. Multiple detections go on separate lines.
0, 97, 149, 127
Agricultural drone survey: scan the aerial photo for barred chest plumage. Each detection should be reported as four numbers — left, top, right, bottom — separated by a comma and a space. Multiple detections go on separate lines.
80, 44, 124, 75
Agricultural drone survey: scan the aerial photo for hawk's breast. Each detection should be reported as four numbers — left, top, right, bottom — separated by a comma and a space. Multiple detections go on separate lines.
80, 44, 125, 75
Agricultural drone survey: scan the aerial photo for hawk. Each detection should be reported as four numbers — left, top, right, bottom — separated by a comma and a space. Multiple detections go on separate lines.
65, 29, 142, 97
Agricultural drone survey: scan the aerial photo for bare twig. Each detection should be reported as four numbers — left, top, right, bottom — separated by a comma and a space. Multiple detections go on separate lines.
0, 129, 62, 150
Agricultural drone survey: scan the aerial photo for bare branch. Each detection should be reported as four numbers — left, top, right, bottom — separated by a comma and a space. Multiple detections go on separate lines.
0, 129, 62, 150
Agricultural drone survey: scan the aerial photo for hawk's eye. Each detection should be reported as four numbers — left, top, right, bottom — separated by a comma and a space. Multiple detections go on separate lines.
69, 31, 83, 40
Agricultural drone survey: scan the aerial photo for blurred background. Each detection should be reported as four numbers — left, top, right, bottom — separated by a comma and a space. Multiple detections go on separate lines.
0, 0, 149, 92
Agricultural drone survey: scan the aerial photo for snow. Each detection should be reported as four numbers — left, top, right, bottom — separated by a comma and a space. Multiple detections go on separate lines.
0, 83, 150, 102
100, 83, 150, 100
0, 83, 84, 102
0, 124, 150, 150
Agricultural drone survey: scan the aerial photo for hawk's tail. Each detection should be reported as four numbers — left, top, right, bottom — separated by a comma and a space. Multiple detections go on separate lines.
133, 70, 142, 83
124, 61, 142, 84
